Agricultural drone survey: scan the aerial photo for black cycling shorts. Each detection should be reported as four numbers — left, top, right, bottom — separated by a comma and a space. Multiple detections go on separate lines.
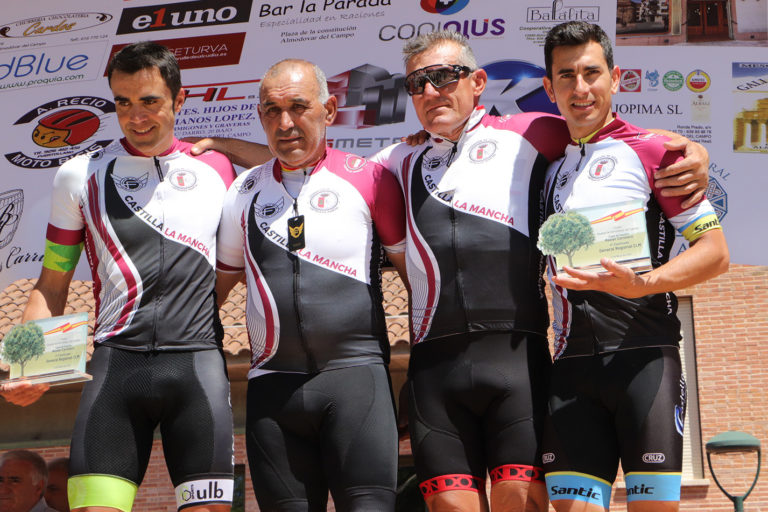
68, 346, 234, 510
245, 364, 398, 511
543, 346, 685, 495
407, 331, 551, 497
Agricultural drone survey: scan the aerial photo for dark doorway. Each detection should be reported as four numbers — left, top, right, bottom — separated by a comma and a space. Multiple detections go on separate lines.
687, 0, 730, 40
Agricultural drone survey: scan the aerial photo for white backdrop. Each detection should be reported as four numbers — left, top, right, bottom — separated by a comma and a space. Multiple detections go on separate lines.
0, 0, 766, 291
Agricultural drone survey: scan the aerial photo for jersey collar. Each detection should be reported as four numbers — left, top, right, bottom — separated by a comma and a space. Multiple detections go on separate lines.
120, 137, 181, 157
271, 150, 326, 182
427, 106, 486, 147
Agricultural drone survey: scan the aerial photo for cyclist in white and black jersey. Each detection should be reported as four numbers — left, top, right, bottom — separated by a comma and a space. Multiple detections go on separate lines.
215, 59, 408, 512
4, 42, 237, 512
539, 22, 729, 512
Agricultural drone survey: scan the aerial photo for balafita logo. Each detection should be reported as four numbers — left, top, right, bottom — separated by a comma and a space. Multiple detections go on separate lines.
175, 479, 233, 505
117, 0, 252, 35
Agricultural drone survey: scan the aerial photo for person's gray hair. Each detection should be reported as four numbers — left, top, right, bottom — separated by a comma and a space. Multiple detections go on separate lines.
0, 449, 48, 487
402, 30, 478, 70
261, 59, 330, 103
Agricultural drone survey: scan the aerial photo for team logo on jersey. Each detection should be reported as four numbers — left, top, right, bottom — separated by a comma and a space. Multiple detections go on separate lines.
309, 190, 339, 212
253, 195, 285, 218
588, 156, 616, 180
423, 150, 452, 170
469, 139, 497, 162
238, 174, 257, 194
0, 189, 24, 250
168, 169, 197, 190
642, 453, 666, 463
555, 166, 575, 190
345, 154, 366, 173
112, 172, 149, 191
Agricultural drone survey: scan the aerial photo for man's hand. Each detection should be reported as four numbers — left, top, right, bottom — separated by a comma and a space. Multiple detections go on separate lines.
552, 258, 648, 299
655, 136, 709, 209
402, 130, 429, 146
183, 137, 271, 168
0, 380, 50, 407
185, 137, 217, 156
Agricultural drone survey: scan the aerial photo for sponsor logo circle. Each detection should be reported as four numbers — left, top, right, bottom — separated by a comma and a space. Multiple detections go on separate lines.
588, 155, 617, 180
167, 169, 197, 191
420, 0, 470, 15
5, 96, 115, 170
620, 69, 642, 92
469, 139, 497, 162
310, 190, 339, 212
663, 71, 684, 91
686, 70, 711, 92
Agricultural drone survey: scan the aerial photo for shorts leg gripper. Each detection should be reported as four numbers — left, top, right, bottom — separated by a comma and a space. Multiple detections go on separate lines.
419, 474, 485, 498
490, 464, 544, 483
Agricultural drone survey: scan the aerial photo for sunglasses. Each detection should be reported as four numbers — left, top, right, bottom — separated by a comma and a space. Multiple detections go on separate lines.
404, 64, 472, 96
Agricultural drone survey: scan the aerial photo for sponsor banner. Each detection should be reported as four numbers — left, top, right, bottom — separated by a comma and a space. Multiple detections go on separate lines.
4, 96, 115, 170
732, 62, 768, 153
0, 12, 113, 40
116, 0, 253, 35
106, 33, 246, 72
0, 0, 766, 293
0, 42, 108, 91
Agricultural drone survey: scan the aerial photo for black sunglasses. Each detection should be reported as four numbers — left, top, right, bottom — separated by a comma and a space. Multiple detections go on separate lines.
404, 64, 472, 96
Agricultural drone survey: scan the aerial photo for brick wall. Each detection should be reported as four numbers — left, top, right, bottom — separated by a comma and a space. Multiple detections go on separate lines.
676, 264, 768, 510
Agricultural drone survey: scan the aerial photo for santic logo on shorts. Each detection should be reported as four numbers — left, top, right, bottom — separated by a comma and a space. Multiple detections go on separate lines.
175, 479, 233, 506
542, 452, 555, 464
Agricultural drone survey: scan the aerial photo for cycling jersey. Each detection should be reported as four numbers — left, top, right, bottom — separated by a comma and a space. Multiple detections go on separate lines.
216, 148, 406, 376
543, 116, 721, 359
44, 138, 235, 351
372, 107, 569, 344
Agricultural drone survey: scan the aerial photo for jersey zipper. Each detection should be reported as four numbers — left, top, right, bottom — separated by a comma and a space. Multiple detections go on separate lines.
445, 139, 469, 327
152, 156, 165, 349
292, 170, 318, 372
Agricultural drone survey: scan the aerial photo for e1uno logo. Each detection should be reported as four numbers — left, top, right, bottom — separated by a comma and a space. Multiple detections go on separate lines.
116, 0, 252, 34
421, 0, 470, 15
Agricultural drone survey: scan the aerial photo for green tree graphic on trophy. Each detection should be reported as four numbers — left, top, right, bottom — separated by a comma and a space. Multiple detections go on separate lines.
538, 211, 595, 267
1, 323, 45, 377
